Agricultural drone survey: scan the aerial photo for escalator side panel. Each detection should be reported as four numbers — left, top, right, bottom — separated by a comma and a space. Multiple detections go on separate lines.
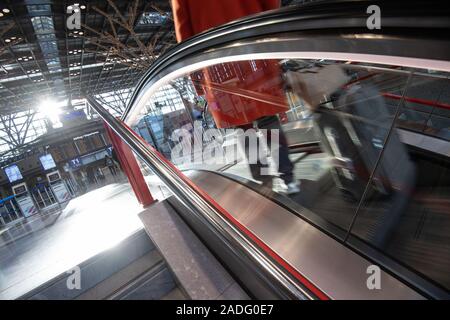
185, 170, 423, 300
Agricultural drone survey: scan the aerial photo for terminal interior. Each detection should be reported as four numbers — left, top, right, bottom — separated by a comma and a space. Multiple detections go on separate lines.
0, 0, 448, 300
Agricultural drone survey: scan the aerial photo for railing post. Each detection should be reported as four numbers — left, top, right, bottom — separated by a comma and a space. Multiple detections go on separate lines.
104, 121, 155, 208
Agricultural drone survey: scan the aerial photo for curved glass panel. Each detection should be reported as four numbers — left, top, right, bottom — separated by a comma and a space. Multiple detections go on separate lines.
349, 72, 450, 291
129, 55, 449, 293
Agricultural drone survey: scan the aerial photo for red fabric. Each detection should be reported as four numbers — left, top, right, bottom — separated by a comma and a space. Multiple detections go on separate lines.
104, 122, 154, 207
172, 0, 287, 128
172, 0, 280, 42
201, 60, 288, 128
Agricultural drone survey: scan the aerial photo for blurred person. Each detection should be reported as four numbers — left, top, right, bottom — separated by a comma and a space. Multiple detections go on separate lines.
172, 0, 300, 194
105, 154, 117, 176
86, 167, 97, 185
191, 97, 204, 121
285, 63, 416, 248
96, 167, 106, 185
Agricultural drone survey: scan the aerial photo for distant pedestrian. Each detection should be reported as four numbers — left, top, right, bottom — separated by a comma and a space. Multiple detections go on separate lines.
105, 155, 117, 176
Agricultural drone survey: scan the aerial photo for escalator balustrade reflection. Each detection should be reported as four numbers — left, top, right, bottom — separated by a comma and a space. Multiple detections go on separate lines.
128, 56, 449, 294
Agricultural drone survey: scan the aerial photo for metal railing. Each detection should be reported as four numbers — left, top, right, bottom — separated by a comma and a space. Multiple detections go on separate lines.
86, 96, 325, 300
0, 196, 22, 227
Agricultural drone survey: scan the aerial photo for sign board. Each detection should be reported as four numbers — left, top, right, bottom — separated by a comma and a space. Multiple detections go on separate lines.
5, 165, 23, 183
46, 170, 71, 203
51, 181, 71, 203
12, 183, 38, 218
17, 195, 38, 218
12, 183, 27, 195
39, 154, 57, 170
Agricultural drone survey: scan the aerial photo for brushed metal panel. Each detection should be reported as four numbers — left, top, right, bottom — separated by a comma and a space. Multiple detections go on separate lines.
187, 170, 424, 300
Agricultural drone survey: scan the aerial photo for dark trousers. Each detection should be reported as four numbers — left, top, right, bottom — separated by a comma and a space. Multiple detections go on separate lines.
108, 165, 117, 176
244, 116, 294, 186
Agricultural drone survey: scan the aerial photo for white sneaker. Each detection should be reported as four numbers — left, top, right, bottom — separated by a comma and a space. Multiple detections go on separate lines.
285, 181, 301, 194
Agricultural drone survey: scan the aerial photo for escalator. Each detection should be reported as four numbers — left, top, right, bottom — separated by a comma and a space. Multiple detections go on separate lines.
19, 229, 185, 300
78, 0, 450, 300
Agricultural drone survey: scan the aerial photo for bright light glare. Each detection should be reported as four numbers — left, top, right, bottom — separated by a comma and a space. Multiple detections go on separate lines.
39, 99, 67, 127
39, 99, 60, 118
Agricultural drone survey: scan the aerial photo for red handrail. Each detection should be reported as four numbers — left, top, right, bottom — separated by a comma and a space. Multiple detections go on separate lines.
382, 92, 450, 111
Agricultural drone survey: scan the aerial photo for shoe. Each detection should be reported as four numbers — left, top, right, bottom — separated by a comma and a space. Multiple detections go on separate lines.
286, 181, 301, 194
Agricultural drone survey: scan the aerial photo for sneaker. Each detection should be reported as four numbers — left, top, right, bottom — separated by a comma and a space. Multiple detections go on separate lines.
276, 180, 300, 195
285, 181, 301, 194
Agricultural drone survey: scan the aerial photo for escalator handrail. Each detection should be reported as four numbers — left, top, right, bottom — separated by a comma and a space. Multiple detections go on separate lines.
86, 96, 329, 300
383, 92, 450, 111
104, 0, 450, 299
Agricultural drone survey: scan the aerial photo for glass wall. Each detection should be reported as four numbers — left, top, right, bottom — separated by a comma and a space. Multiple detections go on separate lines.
130, 57, 450, 292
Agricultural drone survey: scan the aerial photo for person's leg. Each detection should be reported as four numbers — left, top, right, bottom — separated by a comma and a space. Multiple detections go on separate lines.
370, 162, 417, 249
237, 124, 272, 187
244, 132, 272, 187
257, 116, 296, 187
273, 128, 295, 185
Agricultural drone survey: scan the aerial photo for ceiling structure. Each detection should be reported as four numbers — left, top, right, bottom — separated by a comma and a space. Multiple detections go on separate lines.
0, 0, 306, 163
0, 0, 175, 161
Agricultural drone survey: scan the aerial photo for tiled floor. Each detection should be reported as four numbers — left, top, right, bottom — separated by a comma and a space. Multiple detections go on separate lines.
0, 182, 144, 300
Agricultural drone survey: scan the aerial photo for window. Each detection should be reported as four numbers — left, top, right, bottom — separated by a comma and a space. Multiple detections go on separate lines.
137, 12, 170, 25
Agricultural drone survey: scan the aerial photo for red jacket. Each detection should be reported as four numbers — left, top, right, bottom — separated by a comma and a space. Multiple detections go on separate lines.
172, 0, 287, 128
172, 0, 280, 42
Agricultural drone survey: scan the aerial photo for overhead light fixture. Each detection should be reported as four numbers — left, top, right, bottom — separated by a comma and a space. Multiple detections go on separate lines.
2, 8, 10, 13
17, 55, 32, 62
